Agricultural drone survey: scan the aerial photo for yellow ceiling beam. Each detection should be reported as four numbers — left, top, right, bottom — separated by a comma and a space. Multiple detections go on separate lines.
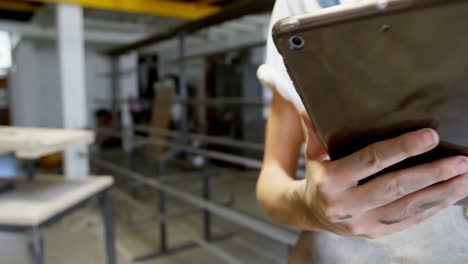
0, 0, 42, 13
20, 0, 221, 20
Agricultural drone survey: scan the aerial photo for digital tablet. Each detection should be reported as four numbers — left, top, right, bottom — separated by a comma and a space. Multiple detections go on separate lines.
273, 0, 468, 204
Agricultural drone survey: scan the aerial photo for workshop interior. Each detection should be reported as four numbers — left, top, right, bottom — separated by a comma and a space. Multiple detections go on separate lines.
0, 0, 466, 264
0, 1, 292, 263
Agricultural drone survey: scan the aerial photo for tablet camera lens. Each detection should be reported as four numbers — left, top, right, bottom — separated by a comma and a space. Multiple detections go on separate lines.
289, 36, 304, 50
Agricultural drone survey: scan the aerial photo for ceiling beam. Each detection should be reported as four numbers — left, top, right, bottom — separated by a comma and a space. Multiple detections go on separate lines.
221, 21, 260, 33
0, 0, 42, 13
106, 0, 275, 56
18, 0, 221, 20
0, 19, 143, 45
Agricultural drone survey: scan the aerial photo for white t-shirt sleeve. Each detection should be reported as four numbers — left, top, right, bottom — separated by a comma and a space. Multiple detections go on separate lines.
257, 0, 317, 111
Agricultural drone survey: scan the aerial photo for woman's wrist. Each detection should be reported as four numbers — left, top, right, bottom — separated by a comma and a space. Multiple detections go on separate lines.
257, 167, 323, 231
286, 179, 322, 231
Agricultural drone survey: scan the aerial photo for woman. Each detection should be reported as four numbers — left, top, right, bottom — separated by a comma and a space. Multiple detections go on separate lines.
257, 0, 468, 263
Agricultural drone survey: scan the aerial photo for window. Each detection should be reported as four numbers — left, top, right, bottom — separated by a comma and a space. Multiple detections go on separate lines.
0, 31, 12, 73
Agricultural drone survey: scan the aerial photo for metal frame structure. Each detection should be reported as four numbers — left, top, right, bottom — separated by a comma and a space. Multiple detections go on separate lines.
92, 0, 298, 261
99, 127, 307, 174
105, 0, 274, 56
90, 155, 297, 246
96, 123, 304, 261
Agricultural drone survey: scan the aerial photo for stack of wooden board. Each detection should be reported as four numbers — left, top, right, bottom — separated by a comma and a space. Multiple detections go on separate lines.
0, 126, 94, 160
146, 80, 175, 159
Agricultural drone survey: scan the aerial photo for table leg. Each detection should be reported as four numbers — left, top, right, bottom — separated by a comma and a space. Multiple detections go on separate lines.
101, 190, 116, 264
158, 160, 168, 253
26, 160, 36, 180
202, 168, 212, 241
28, 227, 44, 264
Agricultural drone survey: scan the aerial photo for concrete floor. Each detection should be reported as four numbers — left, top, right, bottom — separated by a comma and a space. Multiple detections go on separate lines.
0, 150, 294, 263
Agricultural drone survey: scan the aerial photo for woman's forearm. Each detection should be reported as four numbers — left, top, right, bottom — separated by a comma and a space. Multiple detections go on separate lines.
257, 92, 322, 231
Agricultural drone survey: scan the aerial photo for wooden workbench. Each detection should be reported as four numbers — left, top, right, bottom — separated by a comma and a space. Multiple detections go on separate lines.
0, 176, 115, 264
0, 176, 113, 226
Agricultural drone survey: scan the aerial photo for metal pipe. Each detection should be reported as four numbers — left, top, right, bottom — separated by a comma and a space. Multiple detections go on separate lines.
90, 155, 298, 246
100, 190, 116, 264
129, 209, 202, 226
134, 135, 263, 169
174, 98, 265, 106
202, 168, 212, 241
157, 160, 168, 253
97, 128, 263, 169
110, 56, 120, 129
28, 227, 44, 264
192, 239, 241, 264
97, 128, 305, 177
93, 97, 266, 106
133, 125, 264, 152
178, 33, 189, 138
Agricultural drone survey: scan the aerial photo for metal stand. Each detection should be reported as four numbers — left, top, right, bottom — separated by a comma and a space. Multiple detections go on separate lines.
202, 166, 212, 241
100, 190, 116, 264
132, 155, 233, 262
134, 33, 224, 261
27, 227, 44, 264
91, 156, 298, 263
132, 153, 214, 263
157, 159, 168, 253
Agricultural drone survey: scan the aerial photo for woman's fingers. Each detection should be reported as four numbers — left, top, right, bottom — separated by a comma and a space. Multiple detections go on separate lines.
360, 199, 449, 239
374, 173, 468, 227
370, 190, 467, 239
343, 156, 468, 215
344, 174, 468, 238
326, 129, 439, 188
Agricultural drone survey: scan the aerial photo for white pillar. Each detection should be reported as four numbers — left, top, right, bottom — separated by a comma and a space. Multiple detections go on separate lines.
56, 4, 89, 178
10, 42, 42, 127
118, 52, 138, 152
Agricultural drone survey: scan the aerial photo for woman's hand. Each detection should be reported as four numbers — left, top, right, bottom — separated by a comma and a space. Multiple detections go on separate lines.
293, 114, 468, 238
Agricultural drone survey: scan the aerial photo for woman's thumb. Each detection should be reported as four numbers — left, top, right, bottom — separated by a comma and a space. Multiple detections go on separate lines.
300, 112, 329, 161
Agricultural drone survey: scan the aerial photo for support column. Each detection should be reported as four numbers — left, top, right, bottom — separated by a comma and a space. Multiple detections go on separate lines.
118, 52, 138, 152
56, 4, 89, 178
